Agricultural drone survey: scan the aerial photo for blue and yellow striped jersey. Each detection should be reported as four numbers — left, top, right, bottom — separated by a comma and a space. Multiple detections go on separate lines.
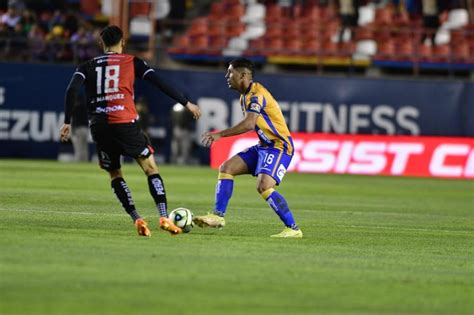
240, 82, 294, 155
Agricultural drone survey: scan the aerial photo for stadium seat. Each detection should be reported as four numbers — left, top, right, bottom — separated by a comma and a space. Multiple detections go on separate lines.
432, 44, 451, 62
435, 29, 450, 45
226, 22, 246, 37
451, 42, 470, 62
130, 2, 150, 17
354, 40, 377, 59
265, 4, 283, 22
241, 23, 266, 40
168, 35, 190, 54
375, 39, 396, 59
188, 18, 208, 36
358, 5, 375, 26
441, 9, 469, 30
397, 40, 415, 61
209, 2, 224, 18
241, 3, 266, 23
302, 39, 321, 56
374, 6, 393, 26
208, 18, 227, 37
227, 3, 245, 19
228, 37, 249, 51
417, 44, 433, 61
187, 35, 209, 54
283, 38, 303, 55
354, 26, 374, 41
264, 24, 283, 39
450, 29, 466, 44
265, 38, 283, 55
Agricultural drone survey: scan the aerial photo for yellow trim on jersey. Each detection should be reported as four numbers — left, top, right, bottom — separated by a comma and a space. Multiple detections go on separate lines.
218, 172, 234, 180
243, 82, 293, 155
261, 188, 275, 200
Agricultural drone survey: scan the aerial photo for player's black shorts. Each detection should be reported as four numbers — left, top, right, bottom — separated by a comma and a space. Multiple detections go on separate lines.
90, 122, 154, 171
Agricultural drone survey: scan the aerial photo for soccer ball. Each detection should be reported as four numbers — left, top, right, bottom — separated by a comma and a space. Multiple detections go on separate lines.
169, 208, 194, 233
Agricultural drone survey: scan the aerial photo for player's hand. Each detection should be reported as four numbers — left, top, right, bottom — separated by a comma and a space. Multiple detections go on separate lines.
185, 102, 201, 120
201, 131, 221, 147
59, 124, 71, 142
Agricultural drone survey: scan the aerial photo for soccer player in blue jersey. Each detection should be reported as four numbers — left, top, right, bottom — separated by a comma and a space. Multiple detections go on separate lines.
195, 58, 303, 238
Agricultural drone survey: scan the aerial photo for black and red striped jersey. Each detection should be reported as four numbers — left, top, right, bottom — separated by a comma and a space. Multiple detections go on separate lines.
74, 53, 153, 124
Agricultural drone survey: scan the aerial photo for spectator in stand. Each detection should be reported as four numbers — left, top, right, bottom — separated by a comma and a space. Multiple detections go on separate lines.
21, 9, 36, 34
9, 21, 27, 58
70, 25, 96, 61
1, 5, 21, 30
338, 0, 360, 42
27, 22, 46, 60
0, 22, 8, 57
421, 0, 440, 46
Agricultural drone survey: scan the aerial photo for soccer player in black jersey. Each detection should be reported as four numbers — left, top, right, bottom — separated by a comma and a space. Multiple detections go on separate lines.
59, 25, 201, 236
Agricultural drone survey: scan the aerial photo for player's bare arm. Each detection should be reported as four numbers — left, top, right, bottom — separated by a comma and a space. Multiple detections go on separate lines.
184, 101, 201, 120
202, 112, 258, 147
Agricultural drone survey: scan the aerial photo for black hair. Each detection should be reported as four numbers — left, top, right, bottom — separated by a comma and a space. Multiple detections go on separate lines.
100, 25, 123, 47
229, 58, 254, 77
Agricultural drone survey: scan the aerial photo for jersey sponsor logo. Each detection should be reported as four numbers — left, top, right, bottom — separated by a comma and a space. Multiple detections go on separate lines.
249, 102, 261, 113
95, 105, 125, 114
210, 133, 474, 179
140, 147, 150, 157
257, 129, 271, 144
276, 164, 287, 181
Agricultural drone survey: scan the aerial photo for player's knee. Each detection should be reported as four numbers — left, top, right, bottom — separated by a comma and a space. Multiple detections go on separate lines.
219, 161, 232, 174
256, 182, 271, 194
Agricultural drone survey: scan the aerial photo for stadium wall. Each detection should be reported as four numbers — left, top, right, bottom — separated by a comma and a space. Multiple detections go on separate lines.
0, 63, 472, 161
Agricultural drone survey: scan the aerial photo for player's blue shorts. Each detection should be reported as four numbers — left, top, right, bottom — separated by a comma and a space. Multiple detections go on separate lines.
238, 145, 293, 185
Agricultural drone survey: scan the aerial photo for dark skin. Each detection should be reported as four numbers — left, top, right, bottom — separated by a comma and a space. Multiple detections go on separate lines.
201, 64, 276, 193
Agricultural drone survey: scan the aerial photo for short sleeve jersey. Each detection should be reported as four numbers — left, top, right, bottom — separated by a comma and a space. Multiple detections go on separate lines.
240, 82, 294, 155
74, 53, 154, 124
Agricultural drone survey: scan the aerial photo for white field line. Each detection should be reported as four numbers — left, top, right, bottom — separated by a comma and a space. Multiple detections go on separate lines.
0, 207, 471, 235
0, 207, 127, 217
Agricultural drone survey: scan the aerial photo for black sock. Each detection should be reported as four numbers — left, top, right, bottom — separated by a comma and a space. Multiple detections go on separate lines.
111, 177, 140, 222
148, 174, 167, 217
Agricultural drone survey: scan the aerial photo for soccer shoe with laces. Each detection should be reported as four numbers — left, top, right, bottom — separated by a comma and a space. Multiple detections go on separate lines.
193, 213, 225, 228
134, 219, 151, 237
271, 227, 303, 238
159, 217, 182, 235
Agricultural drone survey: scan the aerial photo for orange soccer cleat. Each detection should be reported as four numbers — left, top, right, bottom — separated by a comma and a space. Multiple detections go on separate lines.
135, 218, 151, 237
159, 217, 182, 235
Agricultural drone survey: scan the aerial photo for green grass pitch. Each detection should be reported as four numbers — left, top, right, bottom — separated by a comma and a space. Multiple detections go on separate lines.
0, 159, 473, 315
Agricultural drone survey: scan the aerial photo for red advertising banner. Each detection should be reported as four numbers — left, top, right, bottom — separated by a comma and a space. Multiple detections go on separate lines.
210, 133, 474, 179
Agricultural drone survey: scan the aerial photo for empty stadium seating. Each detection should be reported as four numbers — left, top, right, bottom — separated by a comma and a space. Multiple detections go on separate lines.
166, 1, 474, 70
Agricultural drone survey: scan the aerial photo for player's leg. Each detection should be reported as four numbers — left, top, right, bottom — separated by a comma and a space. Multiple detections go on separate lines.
255, 148, 302, 238
257, 174, 302, 238
109, 168, 151, 237
91, 123, 150, 236
194, 148, 255, 228
135, 154, 181, 235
